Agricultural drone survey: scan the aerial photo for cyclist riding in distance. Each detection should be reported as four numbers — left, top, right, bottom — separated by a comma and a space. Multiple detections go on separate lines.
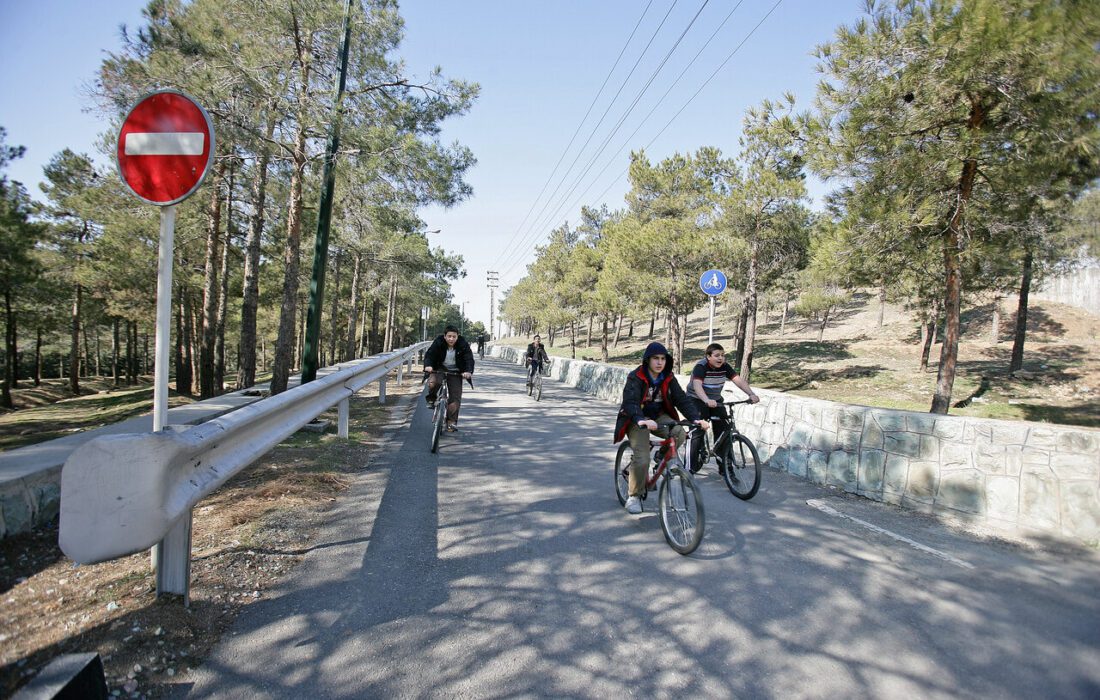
614, 342, 709, 515
525, 334, 550, 388
690, 342, 759, 472
423, 325, 475, 433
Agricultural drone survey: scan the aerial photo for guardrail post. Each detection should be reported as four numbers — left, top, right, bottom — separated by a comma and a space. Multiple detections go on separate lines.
154, 514, 192, 602
379, 376, 387, 404
397, 361, 404, 387
338, 397, 350, 438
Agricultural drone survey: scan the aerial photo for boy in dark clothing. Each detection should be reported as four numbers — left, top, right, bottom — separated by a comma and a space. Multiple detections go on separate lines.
689, 343, 759, 472
525, 335, 550, 386
614, 342, 709, 514
423, 325, 475, 431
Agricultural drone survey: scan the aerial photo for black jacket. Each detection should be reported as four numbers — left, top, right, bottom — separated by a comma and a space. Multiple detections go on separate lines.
525, 342, 549, 363
614, 364, 700, 443
424, 335, 475, 373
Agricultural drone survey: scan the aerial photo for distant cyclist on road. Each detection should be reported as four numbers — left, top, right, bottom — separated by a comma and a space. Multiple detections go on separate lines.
525, 335, 550, 388
613, 342, 709, 514
423, 325, 475, 432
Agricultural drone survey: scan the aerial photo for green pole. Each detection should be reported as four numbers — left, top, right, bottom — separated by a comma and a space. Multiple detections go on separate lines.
302, 0, 353, 383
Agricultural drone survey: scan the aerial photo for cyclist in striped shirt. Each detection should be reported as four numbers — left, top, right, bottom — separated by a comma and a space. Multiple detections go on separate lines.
689, 343, 759, 473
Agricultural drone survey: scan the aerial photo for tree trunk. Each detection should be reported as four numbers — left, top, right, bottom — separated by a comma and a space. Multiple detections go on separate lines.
628, 316, 634, 338
601, 316, 609, 363
198, 162, 225, 398
613, 313, 624, 348
2, 290, 14, 408
328, 250, 342, 364
569, 320, 576, 359
919, 312, 935, 373
740, 244, 759, 380
780, 293, 789, 337
34, 327, 42, 387
931, 102, 983, 414
383, 275, 397, 352
181, 293, 194, 394
270, 129, 308, 395
124, 320, 134, 385
215, 162, 234, 393
586, 314, 593, 348
991, 295, 1002, 344
94, 326, 101, 378
237, 119, 274, 389
345, 251, 362, 360
734, 305, 748, 370
69, 281, 81, 394
1009, 250, 1033, 373
370, 297, 381, 355
112, 317, 120, 385
648, 307, 656, 338
819, 308, 830, 342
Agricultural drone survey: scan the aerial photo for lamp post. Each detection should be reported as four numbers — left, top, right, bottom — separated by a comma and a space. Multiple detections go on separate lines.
461, 301, 467, 335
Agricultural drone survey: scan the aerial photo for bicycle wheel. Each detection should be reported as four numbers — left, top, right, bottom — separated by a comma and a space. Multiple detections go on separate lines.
430, 390, 446, 453
722, 434, 761, 500
614, 441, 632, 506
658, 466, 705, 555
534, 376, 542, 401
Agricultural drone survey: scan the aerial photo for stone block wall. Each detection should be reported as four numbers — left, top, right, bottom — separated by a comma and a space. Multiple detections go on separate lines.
0, 467, 61, 538
491, 344, 1100, 543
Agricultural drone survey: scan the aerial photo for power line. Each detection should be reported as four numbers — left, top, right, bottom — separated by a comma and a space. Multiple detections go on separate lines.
489, 1, 655, 270
501, 0, 784, 283
493, 1, 681, 270
499, 0, 714, 278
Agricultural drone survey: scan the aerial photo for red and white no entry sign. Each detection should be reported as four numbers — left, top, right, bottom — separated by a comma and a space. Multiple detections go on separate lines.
116, 90, 215, 206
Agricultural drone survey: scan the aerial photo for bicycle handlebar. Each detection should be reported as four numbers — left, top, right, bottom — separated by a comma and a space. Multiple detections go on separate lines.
422, 368, 473, 387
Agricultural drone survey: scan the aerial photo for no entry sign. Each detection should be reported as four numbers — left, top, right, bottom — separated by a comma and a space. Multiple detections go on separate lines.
116, 90, 215, 206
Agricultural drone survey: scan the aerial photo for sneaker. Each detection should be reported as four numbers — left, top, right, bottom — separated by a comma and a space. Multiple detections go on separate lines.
426, 397, 436, 410
446, 423, 458, 433
625, 496, 642, 515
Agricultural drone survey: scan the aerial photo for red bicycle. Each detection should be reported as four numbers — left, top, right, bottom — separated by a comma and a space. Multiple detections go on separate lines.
614, 420, 706, 554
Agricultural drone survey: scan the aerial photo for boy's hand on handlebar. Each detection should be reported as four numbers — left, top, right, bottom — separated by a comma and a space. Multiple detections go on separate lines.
638, 419, 659, 431
706, 398, 717, 408
423, 366, 434, 373
695, 419, 711, 431
462, 372, 472, 379
748, 393, 760, 404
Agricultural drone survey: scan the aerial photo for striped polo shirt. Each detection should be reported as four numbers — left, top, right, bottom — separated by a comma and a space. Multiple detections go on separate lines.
691, 359, 737, 400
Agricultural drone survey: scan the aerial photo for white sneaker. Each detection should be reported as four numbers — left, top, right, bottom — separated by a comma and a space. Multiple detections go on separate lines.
625, 496, 642, 515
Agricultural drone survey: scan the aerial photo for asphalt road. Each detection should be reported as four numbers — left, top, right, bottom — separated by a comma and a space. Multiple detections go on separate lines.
184, 358, 1100, 699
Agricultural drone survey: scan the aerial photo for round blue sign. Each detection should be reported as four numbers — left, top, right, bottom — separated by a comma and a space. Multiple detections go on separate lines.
700, 269, 727, 296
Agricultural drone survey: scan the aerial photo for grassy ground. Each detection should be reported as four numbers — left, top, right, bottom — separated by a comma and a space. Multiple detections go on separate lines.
499, 293, 1100, 428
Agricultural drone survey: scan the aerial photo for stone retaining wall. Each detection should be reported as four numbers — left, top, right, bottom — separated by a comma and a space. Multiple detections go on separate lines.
491, 344, 1100, 542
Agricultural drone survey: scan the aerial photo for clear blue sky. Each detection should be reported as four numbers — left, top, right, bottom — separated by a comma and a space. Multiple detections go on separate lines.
1, 0, 867, 330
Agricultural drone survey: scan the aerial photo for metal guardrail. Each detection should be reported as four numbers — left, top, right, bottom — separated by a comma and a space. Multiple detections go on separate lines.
59, 342, 428, 599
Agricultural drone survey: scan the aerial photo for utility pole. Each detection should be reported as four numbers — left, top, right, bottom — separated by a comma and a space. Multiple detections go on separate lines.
486, 271, 499, 341
300, 0, 352, 384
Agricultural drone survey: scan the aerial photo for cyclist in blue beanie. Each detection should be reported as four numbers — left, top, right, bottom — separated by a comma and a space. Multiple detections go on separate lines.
613, 341, 709, 514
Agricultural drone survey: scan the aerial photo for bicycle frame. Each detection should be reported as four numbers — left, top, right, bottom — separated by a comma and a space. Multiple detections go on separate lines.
646, 424, 706, 490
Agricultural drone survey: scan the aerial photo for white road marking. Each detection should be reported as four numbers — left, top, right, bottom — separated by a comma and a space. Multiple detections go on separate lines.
807, 498, 975, 570
124, 132, 204, 156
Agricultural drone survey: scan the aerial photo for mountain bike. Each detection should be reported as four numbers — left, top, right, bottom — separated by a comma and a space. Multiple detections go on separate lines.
694, 399, 762, 500
423, 370, 469, 453
614, 420, 707, 555
528, 361, 550, 401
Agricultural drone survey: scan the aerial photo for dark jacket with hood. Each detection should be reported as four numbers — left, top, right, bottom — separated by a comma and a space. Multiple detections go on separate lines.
614, 342, 701, 443
526, 342, 550, 364
424, 334, 476, 373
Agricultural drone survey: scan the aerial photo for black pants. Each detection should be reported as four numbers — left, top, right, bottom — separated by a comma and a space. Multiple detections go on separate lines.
690, 400, 729, 469
527, 359, 543, 381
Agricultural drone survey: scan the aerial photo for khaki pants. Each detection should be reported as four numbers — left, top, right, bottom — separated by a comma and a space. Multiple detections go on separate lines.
427, 372, 464, 425
625, 414, 684, 498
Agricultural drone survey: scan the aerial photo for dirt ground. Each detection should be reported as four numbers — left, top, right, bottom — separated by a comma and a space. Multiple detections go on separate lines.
0, 377, 420, 698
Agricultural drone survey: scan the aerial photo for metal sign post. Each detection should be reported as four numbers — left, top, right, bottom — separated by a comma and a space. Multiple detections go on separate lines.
115, 90, 214, 604
700, 269, 728, 344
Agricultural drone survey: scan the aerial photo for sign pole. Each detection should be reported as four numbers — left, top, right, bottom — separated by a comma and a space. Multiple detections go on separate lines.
709, 295, 715, 345
152, 205, 176, 433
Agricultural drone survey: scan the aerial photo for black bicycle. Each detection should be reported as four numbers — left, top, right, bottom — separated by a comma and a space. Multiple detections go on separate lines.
423, 370, 471, 453
527, 360, 550, 401
695, 400, 762, 500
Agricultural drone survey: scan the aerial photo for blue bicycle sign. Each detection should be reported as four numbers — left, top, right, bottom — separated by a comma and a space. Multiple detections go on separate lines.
700, 269, 727, 296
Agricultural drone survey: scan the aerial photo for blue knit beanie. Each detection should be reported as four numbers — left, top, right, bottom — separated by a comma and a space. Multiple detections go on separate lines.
643, 342, 669, 363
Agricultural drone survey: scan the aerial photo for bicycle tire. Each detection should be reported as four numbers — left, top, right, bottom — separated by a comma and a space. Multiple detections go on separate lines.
722, 434, 761, 500
535, 377, 542, 401
614, 441, 632, 506
658, 466, 705, 555
430, 390, 446, 453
